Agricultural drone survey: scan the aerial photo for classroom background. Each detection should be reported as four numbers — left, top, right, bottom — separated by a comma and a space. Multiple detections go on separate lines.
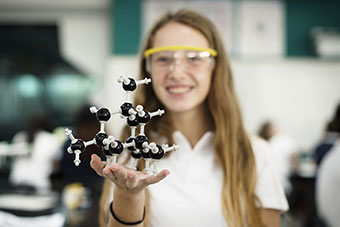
0, 0, 339, 227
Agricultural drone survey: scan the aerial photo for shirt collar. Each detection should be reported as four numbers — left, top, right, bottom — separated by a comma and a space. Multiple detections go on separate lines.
172, 130, 215, 152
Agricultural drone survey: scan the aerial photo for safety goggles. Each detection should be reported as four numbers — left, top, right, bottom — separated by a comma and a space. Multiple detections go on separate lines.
144, 46, 217, 73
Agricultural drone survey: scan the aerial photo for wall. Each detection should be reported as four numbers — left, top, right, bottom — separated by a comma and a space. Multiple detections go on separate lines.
232, 59, 340, 150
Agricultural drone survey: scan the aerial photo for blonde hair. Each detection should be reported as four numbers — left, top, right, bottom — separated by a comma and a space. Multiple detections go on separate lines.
100, 9, 264, 227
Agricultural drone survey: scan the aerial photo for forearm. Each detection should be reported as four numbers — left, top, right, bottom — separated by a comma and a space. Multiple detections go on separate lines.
90, 156, 169, 227
108, 187, 145, 227
261, 209, 280, 227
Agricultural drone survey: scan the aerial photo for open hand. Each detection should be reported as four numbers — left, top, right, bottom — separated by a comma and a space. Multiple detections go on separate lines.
90, 154, 170, 193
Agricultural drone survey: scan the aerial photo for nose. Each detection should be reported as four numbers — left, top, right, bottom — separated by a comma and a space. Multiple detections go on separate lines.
168, 60, 186, 80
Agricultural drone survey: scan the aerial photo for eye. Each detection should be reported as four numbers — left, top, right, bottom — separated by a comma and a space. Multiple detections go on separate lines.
152, 53, 173, 65
186, 51, 205, 63
189, 56, 202, 61
187, 55, 203, 63
155, 56, 172, 63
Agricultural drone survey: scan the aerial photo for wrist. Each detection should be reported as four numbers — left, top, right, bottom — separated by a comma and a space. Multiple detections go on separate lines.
114, 186, 145, 201
110, 201, 145, 226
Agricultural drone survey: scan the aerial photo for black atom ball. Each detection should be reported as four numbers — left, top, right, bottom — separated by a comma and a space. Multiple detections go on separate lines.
120, 103, 133, 117
95, 132, 108, 147
122, 78, 137, 91
136, 111, 150, 124
134, 135, 148, 150
150, 145, 165, 160
126, 137, 135, 151
96, 108, 111, 121
71, 139, 86, 152
131, 150, 142, 159
109, 140, 124, 155
141, 150, 150, 159
127, 118, 139, 127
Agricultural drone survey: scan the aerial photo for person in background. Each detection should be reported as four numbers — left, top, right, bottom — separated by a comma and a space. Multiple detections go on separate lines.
9, 112, 62, 192
314, 103, 340, 227
91, 9, 288, 227
316, 138, 340, 227
313, 103, 340, 167
258, 120, 298, 194
59, 104, 106, 227
60, 104, 105, 189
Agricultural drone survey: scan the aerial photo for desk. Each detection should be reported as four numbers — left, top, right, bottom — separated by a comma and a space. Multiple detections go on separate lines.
0, 172, 102, 227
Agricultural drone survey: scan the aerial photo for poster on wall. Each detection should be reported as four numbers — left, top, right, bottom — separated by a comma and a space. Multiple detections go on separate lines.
143, 0, 233, 54
238, 1, 284, 57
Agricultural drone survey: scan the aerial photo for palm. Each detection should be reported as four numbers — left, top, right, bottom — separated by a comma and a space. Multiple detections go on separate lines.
90, 154, 169, 193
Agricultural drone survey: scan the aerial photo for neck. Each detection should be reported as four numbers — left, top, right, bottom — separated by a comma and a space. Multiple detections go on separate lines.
168, 104, 213, 148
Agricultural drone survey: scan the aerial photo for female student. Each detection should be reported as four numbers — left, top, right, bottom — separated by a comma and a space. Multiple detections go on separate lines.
91, 9, 288, 227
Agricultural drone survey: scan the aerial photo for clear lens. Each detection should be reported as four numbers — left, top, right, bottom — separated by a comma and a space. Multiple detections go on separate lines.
148, 50, 214, 72
152, 51, 173, 66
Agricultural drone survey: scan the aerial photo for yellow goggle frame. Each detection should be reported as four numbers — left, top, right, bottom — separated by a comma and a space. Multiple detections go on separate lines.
144, 45, 217, 58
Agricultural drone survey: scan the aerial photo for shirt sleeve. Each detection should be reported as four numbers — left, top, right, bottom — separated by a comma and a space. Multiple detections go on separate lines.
251, 135, 289, 212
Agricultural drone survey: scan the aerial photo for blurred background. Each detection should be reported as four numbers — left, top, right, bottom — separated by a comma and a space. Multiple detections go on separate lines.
0, 0, 339, 226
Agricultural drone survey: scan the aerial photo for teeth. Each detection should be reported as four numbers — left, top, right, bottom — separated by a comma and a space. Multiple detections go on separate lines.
168, 87, 191, 94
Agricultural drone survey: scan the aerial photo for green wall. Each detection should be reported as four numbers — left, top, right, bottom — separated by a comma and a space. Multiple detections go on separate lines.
111, 0, 141, 54
285, 0, 340, 56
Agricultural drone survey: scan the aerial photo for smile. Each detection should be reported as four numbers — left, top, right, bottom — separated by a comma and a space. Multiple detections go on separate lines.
167, 86, 192, 95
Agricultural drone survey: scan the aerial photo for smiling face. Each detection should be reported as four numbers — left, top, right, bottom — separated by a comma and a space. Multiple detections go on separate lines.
149, 22, 215, 115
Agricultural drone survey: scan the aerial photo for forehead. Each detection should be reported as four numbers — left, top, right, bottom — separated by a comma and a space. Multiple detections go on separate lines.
152, 22, 209, 49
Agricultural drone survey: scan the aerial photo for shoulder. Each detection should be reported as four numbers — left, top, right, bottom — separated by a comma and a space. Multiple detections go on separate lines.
249, 134, 279, 177
249, 135, 289, 211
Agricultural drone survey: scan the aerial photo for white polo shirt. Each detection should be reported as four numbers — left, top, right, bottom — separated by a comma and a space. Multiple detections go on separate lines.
147, 131, 288, 227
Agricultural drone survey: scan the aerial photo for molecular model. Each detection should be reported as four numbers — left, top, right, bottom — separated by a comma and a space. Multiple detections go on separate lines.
65, 76, 179, 175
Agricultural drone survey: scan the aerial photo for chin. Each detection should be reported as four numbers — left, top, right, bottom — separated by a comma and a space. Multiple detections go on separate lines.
165, 103, 194, 113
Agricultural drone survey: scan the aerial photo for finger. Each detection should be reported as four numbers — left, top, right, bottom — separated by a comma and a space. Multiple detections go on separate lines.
108, 163, 127, 182
102, 166, 119, 183
126, 171, 138, 188
145, 169, 170, 185
90, 154, 106, 176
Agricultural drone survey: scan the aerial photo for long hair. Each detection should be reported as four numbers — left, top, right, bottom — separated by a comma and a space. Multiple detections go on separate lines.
100, 9, 264, 227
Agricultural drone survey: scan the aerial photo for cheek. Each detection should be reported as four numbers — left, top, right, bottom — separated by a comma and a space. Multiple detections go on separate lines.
202, 78, 212, 99
197, 71, 213, 90
151, 70, 163, 85
150, 75, 164, 96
